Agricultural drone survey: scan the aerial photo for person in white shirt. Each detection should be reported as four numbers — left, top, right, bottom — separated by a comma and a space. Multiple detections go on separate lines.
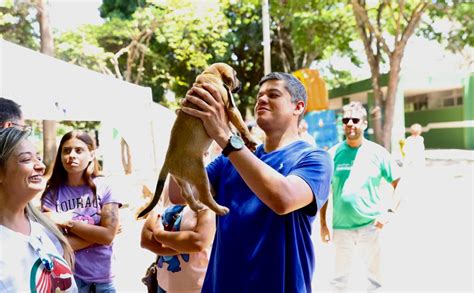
0, 127, 77, 292
298, 119, 316, 146
403, 123, 425, 169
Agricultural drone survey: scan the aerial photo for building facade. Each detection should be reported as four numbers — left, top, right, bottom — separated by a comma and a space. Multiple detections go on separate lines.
328, 73, 473, 150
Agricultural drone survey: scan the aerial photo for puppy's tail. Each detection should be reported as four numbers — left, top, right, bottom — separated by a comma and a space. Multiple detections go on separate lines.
137, 164, 169, 219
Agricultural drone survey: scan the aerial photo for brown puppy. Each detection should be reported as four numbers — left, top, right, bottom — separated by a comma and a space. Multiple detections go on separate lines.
137, 63, 258, 218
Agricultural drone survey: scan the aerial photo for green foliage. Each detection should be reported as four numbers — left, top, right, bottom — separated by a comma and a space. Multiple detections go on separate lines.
359, 0, 422, 37
219, 0, 265, 114
55, 24, 114, 74
324, 65, 357, 89
0, 0, 38, 50
9, 0, 467, 120
269, 0, 359, 71
99, 0, 146, 19
57, 0, 230, 104
217, 0, 360, 116
420, 0, 473, 52
60, 121, 101, 132
149, 0, 230, 98
52, 0, 363, 116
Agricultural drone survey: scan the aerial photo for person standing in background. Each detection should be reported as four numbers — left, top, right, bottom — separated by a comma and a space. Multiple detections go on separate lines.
403, 123, 425, 169
298, 119, 316, 146
320, 101, 401, 292
41, 130, 121, 293
140, 175, 215, 293
0, 97, 28, 130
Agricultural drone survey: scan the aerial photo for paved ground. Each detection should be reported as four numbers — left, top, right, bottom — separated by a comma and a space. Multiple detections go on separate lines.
110, 150, 473, 292
312, 150, 473, 292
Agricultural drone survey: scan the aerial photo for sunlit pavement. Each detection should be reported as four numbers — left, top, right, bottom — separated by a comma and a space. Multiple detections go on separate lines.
108, 150, 473, 292
112, 208, 153, 292
312, 150, 473, 292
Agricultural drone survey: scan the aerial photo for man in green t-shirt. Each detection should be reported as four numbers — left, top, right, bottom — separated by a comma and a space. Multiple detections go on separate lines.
320, 101, 401, 291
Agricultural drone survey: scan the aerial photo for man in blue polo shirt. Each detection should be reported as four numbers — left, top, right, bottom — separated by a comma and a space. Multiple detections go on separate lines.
182, 72, 332, 292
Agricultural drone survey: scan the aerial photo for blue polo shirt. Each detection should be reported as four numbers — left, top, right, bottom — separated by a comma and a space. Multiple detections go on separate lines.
202, 141, 332, 293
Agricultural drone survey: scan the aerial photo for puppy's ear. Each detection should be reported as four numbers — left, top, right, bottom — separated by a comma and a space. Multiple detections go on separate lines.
223, 84, 237, 108
217, 64, 240, 92
222, 70, 241, 93
221, 72, 235, 89
231, 70, 241, 93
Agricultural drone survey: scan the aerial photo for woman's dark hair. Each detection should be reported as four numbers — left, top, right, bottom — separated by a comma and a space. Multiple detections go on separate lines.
42, 130, 101, 206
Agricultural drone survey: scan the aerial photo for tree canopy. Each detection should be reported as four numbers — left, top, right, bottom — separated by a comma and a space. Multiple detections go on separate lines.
1, 0, 471, 122
0, 0, 38, 50
421, 0, 473, 54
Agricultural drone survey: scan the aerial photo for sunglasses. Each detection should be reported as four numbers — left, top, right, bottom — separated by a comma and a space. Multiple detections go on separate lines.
342, 117, 361, 124
11, 122, 32, 132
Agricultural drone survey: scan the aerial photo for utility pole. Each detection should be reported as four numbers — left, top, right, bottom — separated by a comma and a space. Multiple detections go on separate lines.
262, 0, 271, 75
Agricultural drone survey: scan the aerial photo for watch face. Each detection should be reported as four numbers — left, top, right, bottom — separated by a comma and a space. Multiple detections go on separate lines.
230, 135, 244, 149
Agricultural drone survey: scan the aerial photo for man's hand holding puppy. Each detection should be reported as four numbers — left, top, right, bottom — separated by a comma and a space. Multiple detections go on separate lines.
183, 83, 232, 149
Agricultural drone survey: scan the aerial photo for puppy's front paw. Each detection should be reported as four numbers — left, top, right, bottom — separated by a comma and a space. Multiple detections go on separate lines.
243, 137, 259, 152
247, 141, 258, 152
215, 206, 230, 216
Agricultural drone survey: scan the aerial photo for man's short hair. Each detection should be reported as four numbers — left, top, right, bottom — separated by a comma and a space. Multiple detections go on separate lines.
259, 72, 307, 121
342, 101, 367, 121
0, 97, 22, 126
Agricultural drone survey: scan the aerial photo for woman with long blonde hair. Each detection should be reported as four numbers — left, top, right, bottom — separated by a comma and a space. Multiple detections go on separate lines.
0, 127, 76, 292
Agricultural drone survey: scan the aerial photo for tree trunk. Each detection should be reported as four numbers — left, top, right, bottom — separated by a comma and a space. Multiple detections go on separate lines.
42, 120, 57, 168
370, 1, 385, 145
36, 0, 57, 169
351, 0, 385, 145
351, 0, 428, 150
275, 23, 291, 72
368, 67, 384, 145
379, 1, 428, 149
382, 52, 403, 149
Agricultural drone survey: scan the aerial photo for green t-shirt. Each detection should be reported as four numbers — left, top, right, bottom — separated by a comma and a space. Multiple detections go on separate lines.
329, 139, 400, 229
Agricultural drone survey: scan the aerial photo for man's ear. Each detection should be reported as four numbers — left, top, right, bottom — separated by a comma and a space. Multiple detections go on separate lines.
2, 121, 13, 128
90, 150, 95, 161
294, 100, 305, 117
362, 120, 369, 131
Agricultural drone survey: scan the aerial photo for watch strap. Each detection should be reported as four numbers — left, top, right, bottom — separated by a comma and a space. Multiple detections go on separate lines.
222, 135, 243, 157
222, 138, 235, 157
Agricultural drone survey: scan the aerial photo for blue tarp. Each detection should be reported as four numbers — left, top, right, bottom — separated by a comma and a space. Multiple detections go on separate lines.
304, 110, 340, 150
